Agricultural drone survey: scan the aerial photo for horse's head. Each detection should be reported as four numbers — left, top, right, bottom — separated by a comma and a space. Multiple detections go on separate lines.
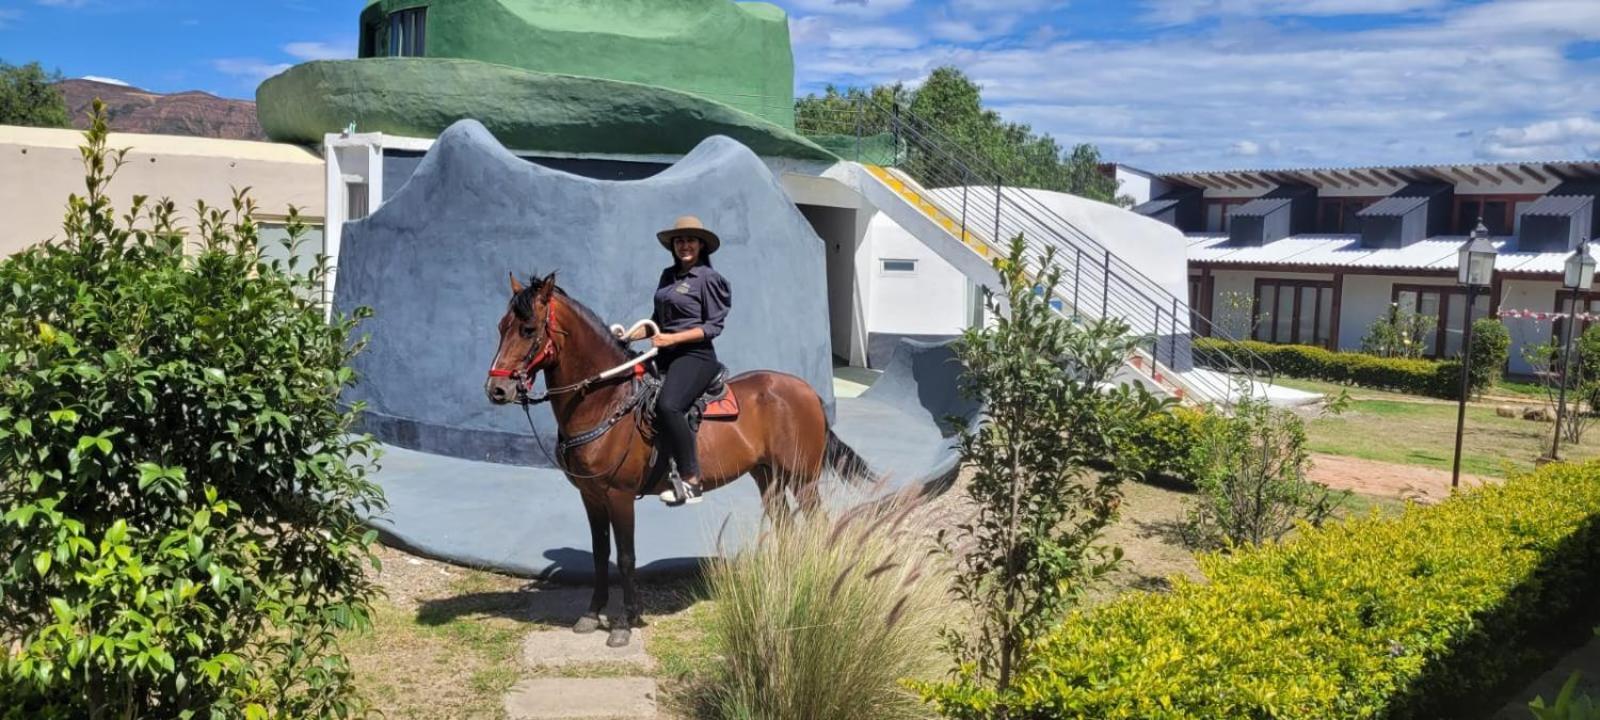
485, 271, 559, 405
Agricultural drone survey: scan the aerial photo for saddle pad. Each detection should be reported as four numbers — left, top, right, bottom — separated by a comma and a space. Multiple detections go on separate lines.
703, 392, 739, 419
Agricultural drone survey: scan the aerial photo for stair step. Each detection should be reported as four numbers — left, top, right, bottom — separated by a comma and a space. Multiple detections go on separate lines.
503, 678, 657, 719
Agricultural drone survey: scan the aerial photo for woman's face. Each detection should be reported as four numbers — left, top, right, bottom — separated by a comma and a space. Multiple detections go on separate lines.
672, 235, 703, 266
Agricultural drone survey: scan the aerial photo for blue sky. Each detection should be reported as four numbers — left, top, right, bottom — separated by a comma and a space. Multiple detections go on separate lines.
2, 0, 1598, 171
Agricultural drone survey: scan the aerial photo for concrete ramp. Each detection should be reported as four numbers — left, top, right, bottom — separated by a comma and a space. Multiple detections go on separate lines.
829, 339, 979, 492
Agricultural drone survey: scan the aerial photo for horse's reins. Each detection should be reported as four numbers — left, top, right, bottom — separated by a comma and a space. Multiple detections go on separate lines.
498, 313, 662, 479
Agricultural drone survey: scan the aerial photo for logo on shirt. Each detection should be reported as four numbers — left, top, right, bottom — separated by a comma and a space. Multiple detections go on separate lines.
675, 283, 692, 294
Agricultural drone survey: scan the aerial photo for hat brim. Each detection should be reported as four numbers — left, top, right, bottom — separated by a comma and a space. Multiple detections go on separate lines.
657, 227, 721, 255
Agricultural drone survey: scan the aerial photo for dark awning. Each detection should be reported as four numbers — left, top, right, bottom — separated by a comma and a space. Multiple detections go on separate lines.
1133, 198, 1179, 216
1358, 194, 1429, 218
1522, 194, 1593, 218
1229, 196, 1292, 218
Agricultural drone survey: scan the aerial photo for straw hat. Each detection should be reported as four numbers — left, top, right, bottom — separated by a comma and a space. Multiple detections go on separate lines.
656, 215, 721, 255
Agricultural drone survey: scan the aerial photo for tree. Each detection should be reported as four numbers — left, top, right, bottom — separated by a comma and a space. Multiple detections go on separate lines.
0, 60, 69, 128
795, 67, 1122, 203
926, 235, 1166, 718
0, 102, 382, 718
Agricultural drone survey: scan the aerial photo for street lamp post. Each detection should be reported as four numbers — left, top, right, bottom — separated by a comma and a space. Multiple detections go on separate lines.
1452, 221, 1498, 489
1552, 240, 1596, 461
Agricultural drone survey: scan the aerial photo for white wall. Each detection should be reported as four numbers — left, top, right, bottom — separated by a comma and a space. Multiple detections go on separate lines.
864, 211, 969, 337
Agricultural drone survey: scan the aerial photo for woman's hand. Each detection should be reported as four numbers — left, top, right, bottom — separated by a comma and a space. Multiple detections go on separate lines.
651, 332, 678, 348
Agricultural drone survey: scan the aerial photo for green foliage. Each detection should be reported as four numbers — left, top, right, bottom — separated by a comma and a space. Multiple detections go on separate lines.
0, 59, 69, 128
924, 460, 1600, 719
929, 236, 1167, 716
1360, 302, 1437, 359
700, 493, 948, 720
1121, 406, 1219, 485
1471, 316, 1511, 390
1181, 385, 1344, 550
1194, 338, 1478, 399
0, 102, 383, 718
794, 68, 1122, 203
1529, 673, 1600, 720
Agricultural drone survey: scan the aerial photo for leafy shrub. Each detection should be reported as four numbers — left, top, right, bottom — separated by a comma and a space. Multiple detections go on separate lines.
1195, 338, 1476, 399
1182, 386, 1344, 549
1122, 406, 1218, 485
701, 492, 949, 720
0, 103, 383, 717
934, 236, 1166, 712
1471, 316, 1511, 391
922, 461, 1600, 719
1530, 673, 1600, 720
1361, 302, 1436, 359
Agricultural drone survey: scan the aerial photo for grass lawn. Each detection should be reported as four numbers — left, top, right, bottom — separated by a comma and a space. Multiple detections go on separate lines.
1270, 377, 1600, 477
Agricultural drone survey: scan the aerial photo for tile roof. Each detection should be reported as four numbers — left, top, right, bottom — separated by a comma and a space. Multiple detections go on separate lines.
1358, 194, 1430, 218
1190, 232, 1600, 275
1228, 196, 1292, 218
1521, 194, 1594, 218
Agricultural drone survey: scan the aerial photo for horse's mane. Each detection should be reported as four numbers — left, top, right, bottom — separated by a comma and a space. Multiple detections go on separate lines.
511, 275, 632, 356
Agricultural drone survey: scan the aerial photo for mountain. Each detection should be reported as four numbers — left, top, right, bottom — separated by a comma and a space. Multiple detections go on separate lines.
55, 79, 266, 141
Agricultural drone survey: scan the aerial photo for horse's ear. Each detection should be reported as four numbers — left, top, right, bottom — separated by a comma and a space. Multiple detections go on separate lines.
536, 272, 557, 302
509, 273, 525, 296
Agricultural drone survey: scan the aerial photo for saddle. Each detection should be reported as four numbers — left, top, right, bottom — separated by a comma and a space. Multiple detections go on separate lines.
632, 362, 740, 442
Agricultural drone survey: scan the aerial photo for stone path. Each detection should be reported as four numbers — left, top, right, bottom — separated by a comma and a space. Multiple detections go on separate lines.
502, 588, 663, 720
1492, 634, 1600, 719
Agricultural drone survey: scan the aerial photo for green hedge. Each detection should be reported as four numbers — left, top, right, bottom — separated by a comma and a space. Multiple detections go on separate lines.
1195, 338, 1470, 399
922, 461, 1600, 719
1122, 406, 1220, 485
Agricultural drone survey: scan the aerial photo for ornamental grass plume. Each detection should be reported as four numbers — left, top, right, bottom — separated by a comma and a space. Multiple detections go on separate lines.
701, 486, 951, 720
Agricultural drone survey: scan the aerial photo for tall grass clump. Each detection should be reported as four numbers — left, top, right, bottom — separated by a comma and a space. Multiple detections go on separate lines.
702, 491, 950, 720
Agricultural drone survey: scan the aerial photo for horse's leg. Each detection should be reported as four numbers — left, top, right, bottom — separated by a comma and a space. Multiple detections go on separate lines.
605, 489, 640, 648
573, 493, 609, 634
751, 464, 794, 526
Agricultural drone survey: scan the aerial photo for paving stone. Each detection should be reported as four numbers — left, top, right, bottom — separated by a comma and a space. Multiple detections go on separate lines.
503, 677, 657, 719
522, 628, 653, 671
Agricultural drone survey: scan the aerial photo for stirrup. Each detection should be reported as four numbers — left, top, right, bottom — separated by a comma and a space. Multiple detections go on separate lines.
659, 476, 703, 506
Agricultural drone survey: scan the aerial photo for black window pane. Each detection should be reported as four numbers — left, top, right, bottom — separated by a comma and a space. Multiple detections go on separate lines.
1318, 200, 1342, 233
1457, 200, 1481, 234
1342, 201, 1363, 234
415, 9, 426, 56
1484, 201, 1509, 235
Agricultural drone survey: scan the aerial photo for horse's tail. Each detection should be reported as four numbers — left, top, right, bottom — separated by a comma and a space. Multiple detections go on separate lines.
825, 428, 877, 485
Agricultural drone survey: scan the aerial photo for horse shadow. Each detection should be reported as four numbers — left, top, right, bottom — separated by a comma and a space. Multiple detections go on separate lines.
413, 547, 706, 629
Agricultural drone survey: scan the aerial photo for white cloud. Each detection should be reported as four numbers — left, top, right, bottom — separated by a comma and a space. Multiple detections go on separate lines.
35, 0, 90, 7
790, 0, 1600, 170
80, 75, 129, 86
283, 40, 354, 62
791, 16, 924, 50
1231, 140, 1262, 157
1478, 117, 1600, 160
1142, 0, 1447, 25
212, 58, 292, 82
929, 13, 1022, 43
787, 0, 914, 18
950, 0, 1063, 12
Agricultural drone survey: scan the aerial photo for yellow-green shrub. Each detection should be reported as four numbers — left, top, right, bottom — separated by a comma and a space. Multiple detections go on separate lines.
921, 461, 1600, 719
1122, 406, 1219, 485
1195, 338, 1465, 398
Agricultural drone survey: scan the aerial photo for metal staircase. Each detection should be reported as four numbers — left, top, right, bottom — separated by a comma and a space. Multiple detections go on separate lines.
809, 100, 1274, 405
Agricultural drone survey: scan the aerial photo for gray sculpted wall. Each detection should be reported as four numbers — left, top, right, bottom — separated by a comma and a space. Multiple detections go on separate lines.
334, 120, 836, 465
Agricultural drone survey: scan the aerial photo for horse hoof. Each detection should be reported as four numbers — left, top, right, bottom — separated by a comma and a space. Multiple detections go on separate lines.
573, 614, 602, 634
606, 627, 632, 648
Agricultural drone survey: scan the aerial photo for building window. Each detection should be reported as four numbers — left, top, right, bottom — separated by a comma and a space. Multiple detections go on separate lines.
1253, 279, 1334, 348
387, 7, 427, 57
1554, 292, 1600, 348
1188, 274, 1213, 336
880, 259, 917, 275
1204, 199, 1249, 233
1392, 284, 1491, 359
1453, 195, 1533, 235
347, 182, 370, 220
1317, 197, 1372, 233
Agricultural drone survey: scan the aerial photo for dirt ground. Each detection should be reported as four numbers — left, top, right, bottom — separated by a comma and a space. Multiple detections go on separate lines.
1309, 452, 1496, 504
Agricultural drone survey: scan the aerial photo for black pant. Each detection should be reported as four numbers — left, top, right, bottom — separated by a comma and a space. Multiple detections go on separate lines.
656, 351, 720, 480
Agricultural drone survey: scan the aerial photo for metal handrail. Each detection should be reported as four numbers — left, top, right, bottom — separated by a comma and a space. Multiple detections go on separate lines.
798, 101, 1276, 399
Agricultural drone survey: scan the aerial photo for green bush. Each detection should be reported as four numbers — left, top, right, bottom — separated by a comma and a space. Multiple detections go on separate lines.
701, 492, 949, 720
1123, 406, 1217, 485
1471, 317, 1511, 392
920, 461, 1600, 719
0, 104, 384, 717
1196, 338, 1476, 399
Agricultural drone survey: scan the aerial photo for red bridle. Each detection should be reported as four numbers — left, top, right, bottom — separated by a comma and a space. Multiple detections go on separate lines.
489, 303, 558, 390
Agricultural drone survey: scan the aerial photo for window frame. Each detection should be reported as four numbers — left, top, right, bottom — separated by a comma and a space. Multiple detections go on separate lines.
1452, 194, 1538, 235
1552, 290, 1600, 348
386, 6, 428, 57
1204, 198, 1251, 233
1251, 278, 1335, 348
1390, 282, 1490, 359
879, 258, 918, 276
1316, 197, 1377, 234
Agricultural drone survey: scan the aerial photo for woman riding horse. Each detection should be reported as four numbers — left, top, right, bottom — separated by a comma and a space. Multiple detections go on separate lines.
483, 218, 873, 648
640, 215, 733, 506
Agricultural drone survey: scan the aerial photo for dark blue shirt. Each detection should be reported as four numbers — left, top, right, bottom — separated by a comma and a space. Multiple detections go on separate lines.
652, 264, 731, 355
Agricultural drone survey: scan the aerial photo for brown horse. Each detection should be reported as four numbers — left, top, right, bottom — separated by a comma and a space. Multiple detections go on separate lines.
484, 272, 869, 647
